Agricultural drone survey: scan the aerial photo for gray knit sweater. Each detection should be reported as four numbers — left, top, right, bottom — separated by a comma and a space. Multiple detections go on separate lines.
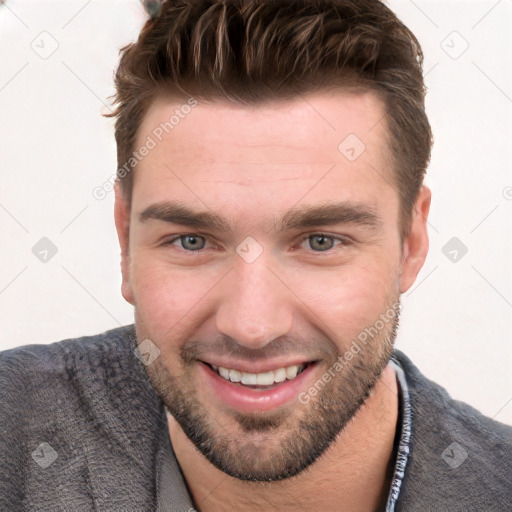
1, 324, 511, 511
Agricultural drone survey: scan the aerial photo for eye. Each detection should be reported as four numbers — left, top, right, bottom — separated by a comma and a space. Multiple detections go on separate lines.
166, 234, 208, 251
301, 234, 347, 252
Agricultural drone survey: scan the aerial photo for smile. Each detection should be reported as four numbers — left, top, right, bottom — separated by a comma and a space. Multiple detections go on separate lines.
200, 361, 317, 412
209, 363, 308, 387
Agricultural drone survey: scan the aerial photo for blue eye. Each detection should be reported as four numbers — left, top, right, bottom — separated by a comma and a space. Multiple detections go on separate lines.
303, 234, 345, 252
163, 233, 347, 254
169, 234, 207, 251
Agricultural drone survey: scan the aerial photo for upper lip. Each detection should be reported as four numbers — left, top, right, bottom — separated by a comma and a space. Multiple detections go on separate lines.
200, 358, 315, 374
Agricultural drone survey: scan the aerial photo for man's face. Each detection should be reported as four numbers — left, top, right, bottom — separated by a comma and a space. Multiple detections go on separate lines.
114, 90, 429, 481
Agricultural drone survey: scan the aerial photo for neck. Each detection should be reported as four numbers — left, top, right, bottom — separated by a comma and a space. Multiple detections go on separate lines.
168, 363, 399, 512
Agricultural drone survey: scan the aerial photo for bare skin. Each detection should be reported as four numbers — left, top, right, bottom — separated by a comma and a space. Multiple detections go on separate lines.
114, 89, 430, 511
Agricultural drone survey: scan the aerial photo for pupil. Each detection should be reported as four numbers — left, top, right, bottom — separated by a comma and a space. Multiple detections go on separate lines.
183, 235, 203, 250
312, 235, 332, 251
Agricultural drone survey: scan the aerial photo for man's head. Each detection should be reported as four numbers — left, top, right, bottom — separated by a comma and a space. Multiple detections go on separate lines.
111, 0, 432, 481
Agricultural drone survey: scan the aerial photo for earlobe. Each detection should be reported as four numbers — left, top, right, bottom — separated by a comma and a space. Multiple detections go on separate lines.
399, 186, 431, 293
114, 181, 135, 305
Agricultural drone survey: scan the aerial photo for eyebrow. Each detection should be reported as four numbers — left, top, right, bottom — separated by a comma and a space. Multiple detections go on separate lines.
139, 202, 232, 231
138, 201, 382, 232
278, 202, 382, 232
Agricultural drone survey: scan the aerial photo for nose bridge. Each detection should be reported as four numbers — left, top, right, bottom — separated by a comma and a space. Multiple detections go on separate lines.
215, 251, 293, 349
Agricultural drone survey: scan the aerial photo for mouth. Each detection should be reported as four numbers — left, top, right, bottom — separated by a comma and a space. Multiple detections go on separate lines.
205, 362, 310, 389
199, 360, 318, 412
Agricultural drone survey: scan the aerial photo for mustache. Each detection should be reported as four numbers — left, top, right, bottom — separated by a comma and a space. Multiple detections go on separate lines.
179, 334, 337, 364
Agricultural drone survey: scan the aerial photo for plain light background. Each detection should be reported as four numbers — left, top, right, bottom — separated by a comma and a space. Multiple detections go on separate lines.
0, 0, 511, 425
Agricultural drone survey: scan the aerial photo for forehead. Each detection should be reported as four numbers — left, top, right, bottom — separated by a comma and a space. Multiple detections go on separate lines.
132, 90, 396, 224
138, 88, 388, 158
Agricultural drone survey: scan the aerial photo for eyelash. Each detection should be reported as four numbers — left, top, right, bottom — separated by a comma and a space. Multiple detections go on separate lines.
163, 233, 351, 253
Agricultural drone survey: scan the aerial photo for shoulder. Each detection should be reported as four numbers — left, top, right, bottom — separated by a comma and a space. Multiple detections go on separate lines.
0, 324, 143, 429
0, 325, 168, 510
392, 349, 512, 442
392, 349, 512, 511
0, 324, 137, 385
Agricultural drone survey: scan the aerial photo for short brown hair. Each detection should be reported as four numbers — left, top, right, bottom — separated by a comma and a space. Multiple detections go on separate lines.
108, 0, 432, 237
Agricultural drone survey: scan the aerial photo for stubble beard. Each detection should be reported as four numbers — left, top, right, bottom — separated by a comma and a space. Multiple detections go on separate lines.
138, 296, 400, 482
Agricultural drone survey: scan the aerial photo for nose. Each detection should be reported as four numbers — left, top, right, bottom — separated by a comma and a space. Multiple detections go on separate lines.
215, 252, 293, 350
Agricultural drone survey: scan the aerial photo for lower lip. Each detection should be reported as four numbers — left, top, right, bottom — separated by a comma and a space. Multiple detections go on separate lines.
200, 362, 317, 413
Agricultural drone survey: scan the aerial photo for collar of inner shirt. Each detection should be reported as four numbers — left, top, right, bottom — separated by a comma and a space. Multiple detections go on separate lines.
384, 355, 412, 511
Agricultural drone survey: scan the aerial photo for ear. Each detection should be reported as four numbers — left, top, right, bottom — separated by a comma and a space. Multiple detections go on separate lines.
399, 185, 431, 293
114, 181, 135, 305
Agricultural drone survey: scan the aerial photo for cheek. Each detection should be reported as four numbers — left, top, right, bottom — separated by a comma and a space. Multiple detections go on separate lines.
130, 257, 212, 334
130, 248, 238, 350
292, 258, 398, 344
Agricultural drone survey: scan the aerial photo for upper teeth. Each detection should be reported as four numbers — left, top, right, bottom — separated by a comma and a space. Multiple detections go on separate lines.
212, 364, 306, 386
